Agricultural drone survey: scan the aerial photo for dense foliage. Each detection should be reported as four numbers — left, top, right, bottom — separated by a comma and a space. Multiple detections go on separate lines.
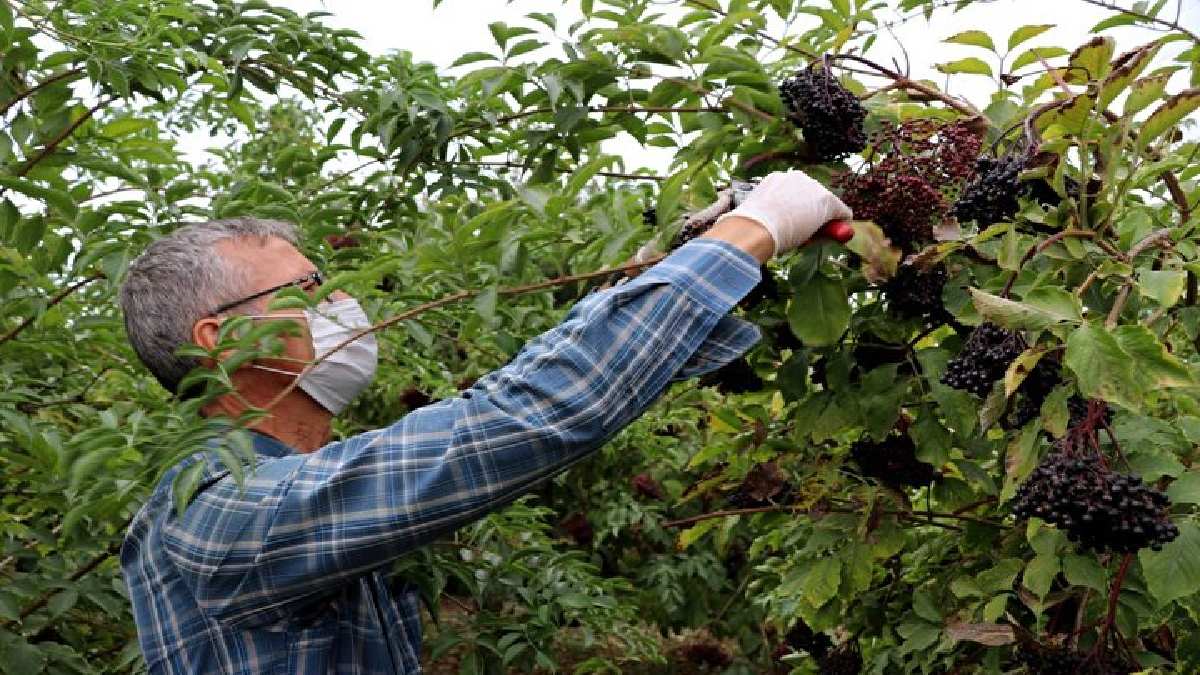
0, 0, 1198, 673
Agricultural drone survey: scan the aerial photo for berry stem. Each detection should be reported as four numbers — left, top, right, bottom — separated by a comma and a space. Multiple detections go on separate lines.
1091, 553, 1133, 660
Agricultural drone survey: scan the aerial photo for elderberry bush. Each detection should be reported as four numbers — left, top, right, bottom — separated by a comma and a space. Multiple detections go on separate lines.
884, 263, 949, 322
941, 323, 1024, 397
953, 153, 1029, 226
778, 65, 867, 162
1012, 452, 1179, 553
850, 432, 938, 488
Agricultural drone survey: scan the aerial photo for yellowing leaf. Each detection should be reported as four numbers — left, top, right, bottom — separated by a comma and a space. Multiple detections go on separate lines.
1124, 74, 1171, 116
1139, 270, 1187, 307
1004, 347, 1049, 398
1065, 35, 1115, 83
1138, 88, 1200, 150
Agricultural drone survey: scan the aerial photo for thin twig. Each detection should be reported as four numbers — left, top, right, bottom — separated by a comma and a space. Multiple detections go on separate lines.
0, 67, 85, 118
1001, 229, 1098, 297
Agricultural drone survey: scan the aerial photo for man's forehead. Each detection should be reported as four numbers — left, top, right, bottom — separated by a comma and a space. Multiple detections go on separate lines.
216, 236, 316, 284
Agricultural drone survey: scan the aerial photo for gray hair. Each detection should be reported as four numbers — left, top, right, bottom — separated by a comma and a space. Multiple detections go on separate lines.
119, 217, 300, 397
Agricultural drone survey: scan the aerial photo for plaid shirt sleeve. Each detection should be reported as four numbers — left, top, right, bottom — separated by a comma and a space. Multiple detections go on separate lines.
161, 238, 762, 628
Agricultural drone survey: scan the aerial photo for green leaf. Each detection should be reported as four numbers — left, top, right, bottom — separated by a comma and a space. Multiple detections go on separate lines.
1138, 88, 1200, 150
0, 632, 45, 675
970, 288, 1081, 331
1062, 554, 1107, 591
1022, 554, 1059, 598
1139, 270, 1187, 307
944, 30, 994, 51
1140, 520, 1200, 605
171, 459, 209, 518
677, 517, 721, 549
450, 52, 498, 68
1167, 471, 1200, 504
935, 57, 993, 77
802, 557, 842, 608
787, 274, 850, 347
100, 117, 154, 138
1007, 24, 1054, 51
1065, 36, 1115, 83
1010, 46, 1069, 72
1064, 323, 1193, 412
0, 176, 77, 217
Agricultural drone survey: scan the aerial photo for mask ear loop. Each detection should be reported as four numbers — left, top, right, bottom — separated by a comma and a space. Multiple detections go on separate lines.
230, 313, 317, 374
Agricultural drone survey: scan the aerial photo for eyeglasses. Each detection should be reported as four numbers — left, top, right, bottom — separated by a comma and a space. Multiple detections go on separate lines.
212, 270, 324, 315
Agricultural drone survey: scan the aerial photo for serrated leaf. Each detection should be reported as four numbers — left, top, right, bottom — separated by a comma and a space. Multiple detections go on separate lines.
1138, 88, 1200, 149
450, 51, 498, 68
787, 274, 849, 347
677, 517, 721, 550
100, 117, 154, 138
944, 30, 994, 51
935, 57, 993, 77
802, 557, 842, 608
1065, 323, 1193, 412
970, 288, 1081, 331
1139, 521, 1200, 605
1139, 270, 1186, 307
1007, 24, 1054, 51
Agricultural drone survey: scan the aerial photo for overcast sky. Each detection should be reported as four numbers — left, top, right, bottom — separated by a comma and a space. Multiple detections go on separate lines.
233, 1, 1197, 174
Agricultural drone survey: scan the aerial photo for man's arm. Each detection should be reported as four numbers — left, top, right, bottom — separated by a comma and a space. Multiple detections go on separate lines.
162, 237, 763, 629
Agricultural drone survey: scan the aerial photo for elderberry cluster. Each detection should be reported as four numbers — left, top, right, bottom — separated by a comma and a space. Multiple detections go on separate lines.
953, 153, 1029, 226
1012, 452, 1179, 553
941, 323, 1024, 397
835, 119, 982, 252
884, 263, 949, 322
778, 65, 867, 162
850, 432, 938, 488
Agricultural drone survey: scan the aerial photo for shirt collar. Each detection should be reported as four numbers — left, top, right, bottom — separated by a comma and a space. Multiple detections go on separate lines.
247, 429, 296, 458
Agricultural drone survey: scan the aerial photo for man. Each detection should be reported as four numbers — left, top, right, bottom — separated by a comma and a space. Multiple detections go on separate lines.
118, 170, 851, 674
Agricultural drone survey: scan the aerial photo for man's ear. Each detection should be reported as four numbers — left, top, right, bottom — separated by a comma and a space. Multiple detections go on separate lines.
192, 316, 223, 365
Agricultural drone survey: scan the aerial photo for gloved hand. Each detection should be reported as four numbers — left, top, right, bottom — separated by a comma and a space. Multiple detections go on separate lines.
713, 170, 852, 257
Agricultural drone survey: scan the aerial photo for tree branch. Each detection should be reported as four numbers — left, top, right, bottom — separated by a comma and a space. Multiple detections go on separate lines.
0, 67, 85, 118
259, 255, 673, 412
1078, 0, 1200, 43
0, 273, 104, 345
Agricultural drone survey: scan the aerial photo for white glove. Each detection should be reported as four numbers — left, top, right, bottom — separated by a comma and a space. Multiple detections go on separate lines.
714, 170, 853, 257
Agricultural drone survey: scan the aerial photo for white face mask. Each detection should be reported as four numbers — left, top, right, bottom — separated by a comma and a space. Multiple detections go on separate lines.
240, 298, 379, 414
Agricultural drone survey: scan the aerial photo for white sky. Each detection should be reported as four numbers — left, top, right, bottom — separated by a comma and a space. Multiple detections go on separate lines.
185, 1, 1199, 175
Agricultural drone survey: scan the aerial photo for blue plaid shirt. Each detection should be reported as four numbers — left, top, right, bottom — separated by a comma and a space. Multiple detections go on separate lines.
121, 239, 762, 674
